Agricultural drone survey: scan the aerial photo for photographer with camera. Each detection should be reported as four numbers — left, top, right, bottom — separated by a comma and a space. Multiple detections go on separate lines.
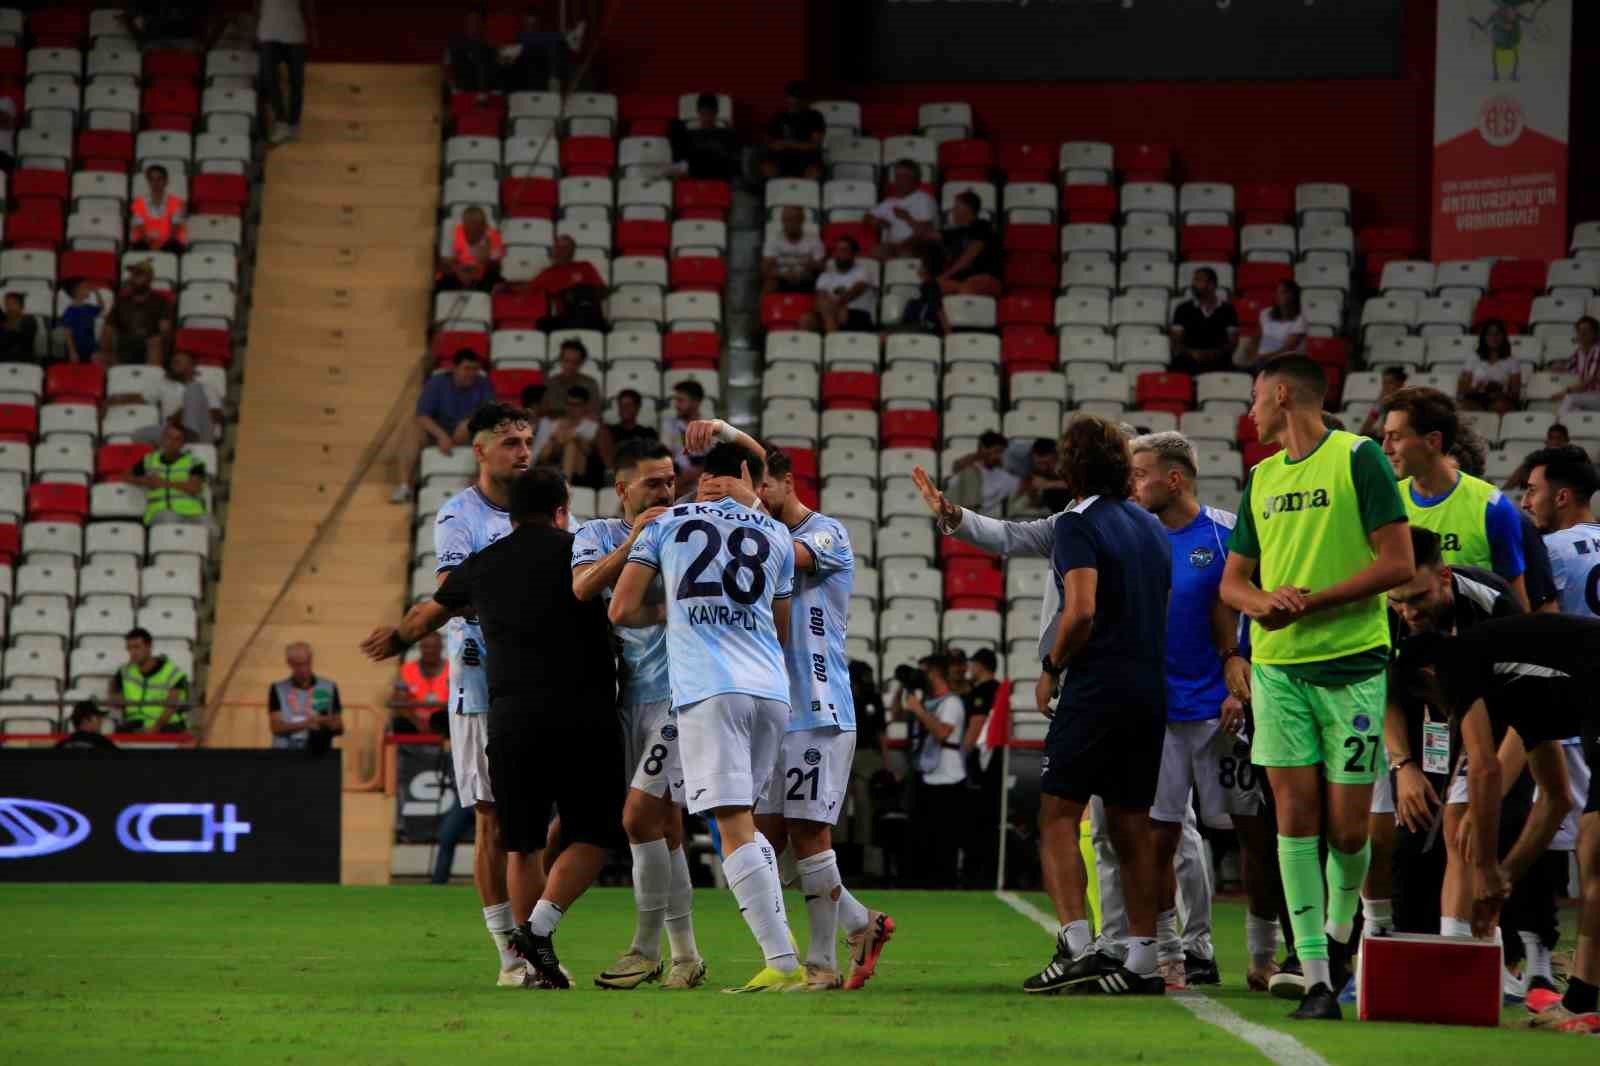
893, 655, 967, 886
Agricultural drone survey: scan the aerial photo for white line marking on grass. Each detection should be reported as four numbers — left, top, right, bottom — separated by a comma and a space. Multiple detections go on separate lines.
995, 890, 1331, 1066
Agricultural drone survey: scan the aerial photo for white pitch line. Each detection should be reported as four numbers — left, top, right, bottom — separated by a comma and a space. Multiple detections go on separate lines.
995, 890, 1331, 1066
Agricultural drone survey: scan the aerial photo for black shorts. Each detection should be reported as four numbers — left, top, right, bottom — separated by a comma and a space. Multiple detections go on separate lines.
769, 148, 822, 177
487, 695, 625, 854
1040, 702, 1164, 809
843, 309, 875, 332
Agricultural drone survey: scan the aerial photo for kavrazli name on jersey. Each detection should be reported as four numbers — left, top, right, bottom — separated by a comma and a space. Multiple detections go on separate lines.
686, 602, 758, 630
1260, 488, 1330, 520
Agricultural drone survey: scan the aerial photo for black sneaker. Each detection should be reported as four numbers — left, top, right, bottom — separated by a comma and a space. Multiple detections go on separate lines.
1022, 948, 1120, 994
509, 923, 571, 989
1288, 981, 1342, 1020
1268, 954, 1306, 1001
1327, 935, 1353, 996
1185, 951, 1221, 986
1070, 965, 1166, 996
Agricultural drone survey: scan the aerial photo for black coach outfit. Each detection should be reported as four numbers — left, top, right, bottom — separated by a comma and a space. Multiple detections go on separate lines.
432, 522, 623, 854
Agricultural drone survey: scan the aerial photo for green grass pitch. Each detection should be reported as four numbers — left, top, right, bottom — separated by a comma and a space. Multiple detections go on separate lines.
0, 884, 1591, 1065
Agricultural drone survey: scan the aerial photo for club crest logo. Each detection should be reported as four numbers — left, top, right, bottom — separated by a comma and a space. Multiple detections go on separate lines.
1188, 546, 1215, 569
1353, 714, 1371, 734
803, 748, 822, 766
661, 724, 678, 742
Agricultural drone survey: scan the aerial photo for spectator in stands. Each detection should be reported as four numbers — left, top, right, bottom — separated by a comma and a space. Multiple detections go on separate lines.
1168, 267, 1239, 374
948, 431, 1021, 514
1557, 315, 1600, 417
55, 699, 119, 750
159, 350, 223, 444
108, 626, 189, 734
934, 191, 1002, 297
127, 423, 208, 527
607, 388, 659, 450
499, 10, 572, 93
391, 350, 494, 503
539, 338, 602, 416
1008, 438, 1069, 518
101, 260, 174, 366
61, 278, 104, 363
1502, 423, 1578, 491
389, 632, 448, 734
945, 646, 972, 696
268, 642, 344, 754
444, 11, 498, 94
528, 235, 607, 332
1235, 279, 1306, 367
0, 292, 38, 363
761, 81, 825, 180
898, 246, 950, 336
437, 206, 505, 293
804, 236, 875, 334
1360, 365, 1410, 438
1458, 317, 1522, 414
869, 159, 938, 259
669, 92, 741, 181
0, 92, 14, 174
533, 385, 607, 487
521, 383, 546, 412
761, 205, 825, 294
258, 0, 311, 145
130, 165, 187, 252
664, 379, 707, 485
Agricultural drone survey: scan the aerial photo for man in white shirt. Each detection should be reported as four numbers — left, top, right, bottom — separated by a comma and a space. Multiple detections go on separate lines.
869, 159, 938, 259
761, 206, 825, 294
947, 431, 1022, 515
1558, 315, 1600, 417
806, 236, 875, 334
532, 386, 606, 487
257, 0, 311, 145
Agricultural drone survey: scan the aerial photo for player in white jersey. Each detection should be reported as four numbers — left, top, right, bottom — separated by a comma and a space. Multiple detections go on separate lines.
573, 437, 704, 990
752, 446, 895, 991
1520, 445, 1599, 999
431, 403, 532, 987
611, 441, 805, 993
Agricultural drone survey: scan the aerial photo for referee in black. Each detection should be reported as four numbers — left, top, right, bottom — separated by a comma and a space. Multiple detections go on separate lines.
362, 467, 624, 989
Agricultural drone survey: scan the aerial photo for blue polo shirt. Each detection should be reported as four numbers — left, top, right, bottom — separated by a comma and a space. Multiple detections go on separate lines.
1164, 506, 1235, 722
418, 372, 494, 428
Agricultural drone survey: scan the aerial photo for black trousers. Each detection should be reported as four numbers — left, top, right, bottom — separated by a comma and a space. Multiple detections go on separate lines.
259, 42, 306, 126
912, 780, 968, 888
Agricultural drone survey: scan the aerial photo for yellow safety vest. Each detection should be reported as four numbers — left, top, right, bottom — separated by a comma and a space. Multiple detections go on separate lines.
142, 451, 206, 523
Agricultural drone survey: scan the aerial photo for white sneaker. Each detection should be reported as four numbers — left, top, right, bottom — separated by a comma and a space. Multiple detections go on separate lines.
269, 122, 293, 145
390, 484, 413, 504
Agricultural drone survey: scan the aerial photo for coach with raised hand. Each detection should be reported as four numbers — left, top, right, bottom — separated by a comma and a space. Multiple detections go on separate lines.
361, 468, 624, 990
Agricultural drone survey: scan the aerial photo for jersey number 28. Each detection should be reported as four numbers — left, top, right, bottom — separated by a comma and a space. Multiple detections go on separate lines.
675, 520, 770, 604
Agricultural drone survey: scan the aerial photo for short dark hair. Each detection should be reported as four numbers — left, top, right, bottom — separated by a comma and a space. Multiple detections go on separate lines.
978, 430, 1006, 449
1059, 414, 1131, 500
614, 438, 672, 476
893, 158, 920, 178
703, 441, 763, 484
125, 627, 153, 643
784, 80, 808, 99
673, 380, 705, 402
565, 385, 590, 404
1578, 315, 1599, 333
520, 384, 546, 409
971, 648, 997, 672
145, 163, 168, 180
955, 190, 982, 214
1410, 525, 1444, 570
1525, 445, 1600, 501
1030, 437, 1056, 457
617, 388, 643, 406
833, 234, 859, 254
1548, 422, 1570, 438
467, 402, 529, 438
1383, 386, 1459, 453
764, 446, 793, 480
695, 92, 718, 112
452, 349, 481, 367
70, 699, 102, 728
559, 339, 588, 362
921, 653, 951, 680
1192, 266, 1218, 286
1258, 354, 1328, 401
1476, 318, 1509, 360
1382, 365, 1409, 382
3, 292, 22, 304
509, 467, 568, 523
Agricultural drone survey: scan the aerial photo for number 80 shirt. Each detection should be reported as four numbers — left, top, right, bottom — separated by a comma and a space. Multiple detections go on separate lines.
628, 497, 795, 710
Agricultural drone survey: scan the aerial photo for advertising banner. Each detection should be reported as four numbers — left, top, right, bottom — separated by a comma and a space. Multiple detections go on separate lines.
1433, 1, 1571, 260
0, 750, 341, 882
393, 742, 465, 843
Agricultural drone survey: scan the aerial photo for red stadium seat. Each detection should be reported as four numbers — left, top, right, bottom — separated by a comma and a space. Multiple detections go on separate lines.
622, 94, 678, 136
821, 371, 878, 410
1004, 223, 1056, 256
670, 256, 727, 292
191, 174, 250, 217
784, 447, 819, 482
142, 84, 199, 126
938, 139, 994, 181
999, 142, 1055, 183
821, 221, 877, 256
96, 443, 154, 481
144, 49, 201, 81
862, 103, 917, 138
1359, 226, 1415, 257
617, 219, 669, 256
0, 47, 21, 79
0, 522, 17, 565
1321, 363, 1344, 407
1064, 184, 1116, 224
1136, 371, 1193, 409
663, 331, 720, 368
1306, 337, 1351, 373
0, 403, 38, 443
1235, 414, 1258, 446
450, 91, 506, 122
1181, 225, 1236, 261
30, 8, 87, 47
499, 177, 557, 218
13, 168, 68, 201
675, 180, 732, 220
1234, 295, 1267, 337
1243, 441, 1282, 467
5, 200, 64, 248
940, 535, 998, 567
945, 559, 1004, 609
78, 130, 134, 170
46, 364, 105, 405
1473, 291, 1532, 330
1117, 143, 1171, 183
762, 293, 815, 331
454, 110, 503, 138
175, 328, 232, 366
490, 368, 544, 404
1002, 328, 1055, 371
1488, 259, 1548, 295
60, 250, 117, 288
491, 289, 549, 330
1003, 253, 1057, 293
484, 11, 522, 45
881, 409, 938, 448
999, 292, 1052, 330
1237, 262, 1292, 293
27, 482, 88, 525
432, 330, 489, 366
1237, 183, 1293, 225
560, 137, 615, 177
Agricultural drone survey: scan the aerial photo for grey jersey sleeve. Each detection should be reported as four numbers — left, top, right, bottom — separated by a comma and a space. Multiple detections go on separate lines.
950, 509, 1058, 559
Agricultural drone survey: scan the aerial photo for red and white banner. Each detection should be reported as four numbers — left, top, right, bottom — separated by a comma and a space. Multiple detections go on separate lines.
1432, 0, 1571, 261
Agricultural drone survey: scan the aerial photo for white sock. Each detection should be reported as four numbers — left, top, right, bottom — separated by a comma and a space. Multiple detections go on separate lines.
1155, 908, 1182, 963
1303, 958, 1331, 989
483, 901, 519, 970
796, 850, 842, 972
1360, 896, 1394, 937
527, 899, 564, 937
665, 846, 700, 962
1325, 918, 1354, 945
837, 884, 871, 935
1059, 919, 1092, 957
724, 841, 798, 972
628, 839, 671, 960
1440, 916, 1472, 937
1245, 913, 1280, 967
1520, 931, 1553, 983
1124, 936, 1157, 976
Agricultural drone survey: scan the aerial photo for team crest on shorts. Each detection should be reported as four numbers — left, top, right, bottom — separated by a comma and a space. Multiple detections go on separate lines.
1188, 545, 1215, 569
803, 748, 822, 766
1352, 714, 1371, 734
661, 724, 678, 741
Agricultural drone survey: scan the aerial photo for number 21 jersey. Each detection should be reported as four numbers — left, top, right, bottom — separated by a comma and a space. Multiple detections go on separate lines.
628, 497, 795, 709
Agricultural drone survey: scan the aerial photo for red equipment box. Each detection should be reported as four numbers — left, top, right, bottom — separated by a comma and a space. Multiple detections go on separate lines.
1358, 933, 1502, 1028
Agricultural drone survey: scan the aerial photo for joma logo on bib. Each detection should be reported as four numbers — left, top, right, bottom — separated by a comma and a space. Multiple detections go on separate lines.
1438, 532, 1461, 551
1261, 488, 1330, 520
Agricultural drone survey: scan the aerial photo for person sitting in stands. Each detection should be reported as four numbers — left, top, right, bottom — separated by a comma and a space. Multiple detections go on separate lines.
438, 206, 505, 293
130, 164, 187, 252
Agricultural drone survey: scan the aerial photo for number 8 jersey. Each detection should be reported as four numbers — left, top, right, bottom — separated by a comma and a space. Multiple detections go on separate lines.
628, 497, 795, 710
